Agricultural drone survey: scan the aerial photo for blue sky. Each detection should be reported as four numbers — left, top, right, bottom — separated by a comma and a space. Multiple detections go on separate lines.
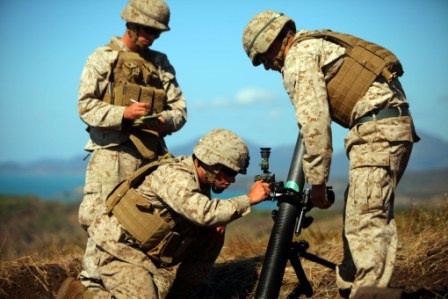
0, 0, 447, 164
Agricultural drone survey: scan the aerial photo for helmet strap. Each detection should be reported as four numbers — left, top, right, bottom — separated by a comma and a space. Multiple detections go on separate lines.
126, 23, 145, 52
195, 158, 221, 187
208, 164, 225, 194
212, 185, 225, 194
271, 29, 295, 69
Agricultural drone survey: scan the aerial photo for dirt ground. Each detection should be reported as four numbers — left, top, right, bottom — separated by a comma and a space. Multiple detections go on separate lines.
1, 197, 447, 298
0, 252, 446, 299
0, 256, 81, 299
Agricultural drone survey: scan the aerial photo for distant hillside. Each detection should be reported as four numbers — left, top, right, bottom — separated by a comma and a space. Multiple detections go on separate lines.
0, 130, 446, 209
0, 156, 88, 175
0, 130, 446, 180
167, 131, 448, 201
169, 130, 448, 178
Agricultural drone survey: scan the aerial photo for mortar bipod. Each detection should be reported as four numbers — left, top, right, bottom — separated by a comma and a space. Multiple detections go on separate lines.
286, 189, 336, 298
287, 239, 336, 298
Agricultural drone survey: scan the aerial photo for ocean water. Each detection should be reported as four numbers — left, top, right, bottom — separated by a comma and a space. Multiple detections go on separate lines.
0, 174, 277, 209
212, 189, 277, 211
0, 174, 85, 203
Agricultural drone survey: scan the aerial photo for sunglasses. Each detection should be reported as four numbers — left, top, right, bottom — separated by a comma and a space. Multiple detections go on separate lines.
258, 55, 267, 64
140, 26, 162, 38
221, 166, 238, 178
258, 55, 272, 68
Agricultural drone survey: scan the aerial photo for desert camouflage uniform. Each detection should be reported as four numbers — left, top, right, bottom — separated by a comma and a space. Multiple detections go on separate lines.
78, 36, 187, 287
87, 155, 251, 298
282, 31, 418, 298
78, 36, 187, 228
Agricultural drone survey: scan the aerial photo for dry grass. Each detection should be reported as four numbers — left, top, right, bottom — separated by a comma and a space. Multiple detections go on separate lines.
1, 195, 447, 298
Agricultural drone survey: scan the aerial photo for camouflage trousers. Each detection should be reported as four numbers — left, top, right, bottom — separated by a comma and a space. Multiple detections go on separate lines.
79, 144, 146, 228
85, 214, 225, 298
82, 251, 177, 299
336, 118, 414, 298
78, 145, 146, 289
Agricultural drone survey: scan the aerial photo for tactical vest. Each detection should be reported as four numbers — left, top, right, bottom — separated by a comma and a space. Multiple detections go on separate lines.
105, 155, 197, 267
103, 42, 167, 115
103, 42, 169, 160
292, 30, 404, 127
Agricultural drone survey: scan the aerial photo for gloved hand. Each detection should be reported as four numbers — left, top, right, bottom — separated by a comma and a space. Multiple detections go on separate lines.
310, 184, 333, 209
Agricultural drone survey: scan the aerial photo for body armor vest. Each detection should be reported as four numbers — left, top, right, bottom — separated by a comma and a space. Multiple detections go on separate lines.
293, 30, 404, 127
102, 43, 169, 160
103, 42, 167, 115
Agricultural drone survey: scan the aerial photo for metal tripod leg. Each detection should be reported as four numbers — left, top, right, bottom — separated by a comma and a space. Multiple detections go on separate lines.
287, 240, 336, 298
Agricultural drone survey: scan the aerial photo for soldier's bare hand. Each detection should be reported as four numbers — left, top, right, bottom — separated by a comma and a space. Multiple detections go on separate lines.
123, 102, 150, 120
248, 180, 271, 205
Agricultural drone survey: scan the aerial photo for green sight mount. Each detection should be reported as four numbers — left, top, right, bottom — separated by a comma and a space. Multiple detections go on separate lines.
254, 148, 284, 198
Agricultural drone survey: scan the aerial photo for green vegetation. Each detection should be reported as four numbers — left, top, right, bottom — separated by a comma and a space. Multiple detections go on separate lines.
0, 195, 86, 260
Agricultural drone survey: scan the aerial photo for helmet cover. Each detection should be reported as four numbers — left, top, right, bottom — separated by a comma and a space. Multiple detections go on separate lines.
242, 10, 295, 66
193, 129, 250, 174
121, 0, 170, 31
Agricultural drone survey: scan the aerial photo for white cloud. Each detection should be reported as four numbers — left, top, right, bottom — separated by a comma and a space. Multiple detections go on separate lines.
192, 96, 231, 109
192, 99, 207, 109
266, 108, 282, 120
192, 87, 277, 110
235, 87, 276, 105
210, 97, 231, 108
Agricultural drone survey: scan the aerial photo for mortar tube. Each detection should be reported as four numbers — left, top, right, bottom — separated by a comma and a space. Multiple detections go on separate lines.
255, 133, 306, 299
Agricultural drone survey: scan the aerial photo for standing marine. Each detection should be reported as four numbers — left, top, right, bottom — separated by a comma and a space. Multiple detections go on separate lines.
77, 0, 187, 292
242, 10, 419, 299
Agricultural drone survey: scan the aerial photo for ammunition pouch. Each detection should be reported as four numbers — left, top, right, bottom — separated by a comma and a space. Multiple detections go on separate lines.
147, 231, 193, 267
107, 186, 191, 267
108, 187, 173, 249
102, 42, 168, 115
104, 82, 167, 115
105, 156, 191, 266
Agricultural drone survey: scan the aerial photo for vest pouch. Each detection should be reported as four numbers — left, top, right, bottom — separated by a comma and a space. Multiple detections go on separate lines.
115, 82, 141, 107
349, 45, 386, 76
327, 56, 376, 127
102, 83, 114, 105
111, 188, 172, 250
139, 86, 154, 106
139, 86, 167, 114
129, 129, 160, 160
153, 89, 167, 114
105, 179, 131, 214
101, 43, 169, 111
147, 231, 183, 266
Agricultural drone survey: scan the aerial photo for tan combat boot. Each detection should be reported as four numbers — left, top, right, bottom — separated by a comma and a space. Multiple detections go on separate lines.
56, 277, 85, 299
352, 286, 404, 299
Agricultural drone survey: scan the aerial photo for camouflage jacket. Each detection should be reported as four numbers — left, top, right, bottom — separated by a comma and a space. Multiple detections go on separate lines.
88, 155, 251, 279
282, 30, 410, 185
78, 36, 187, 151
137, 155, 251, 226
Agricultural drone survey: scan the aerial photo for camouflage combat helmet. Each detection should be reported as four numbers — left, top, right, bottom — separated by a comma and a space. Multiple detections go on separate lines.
121, 0, 170, 32
242, 10, 295, 66
193, 129, 250, 174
